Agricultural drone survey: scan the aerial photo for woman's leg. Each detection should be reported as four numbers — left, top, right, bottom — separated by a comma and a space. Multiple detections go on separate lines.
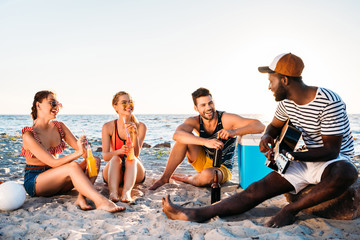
73, 157, 101, 209
121, 158, 145, 202
103, 156, 123, 202
35, 161, 125, 213
121, 159, 137, 202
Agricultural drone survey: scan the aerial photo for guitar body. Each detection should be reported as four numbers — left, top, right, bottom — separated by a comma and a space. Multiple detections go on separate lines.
265, 120, 302, 174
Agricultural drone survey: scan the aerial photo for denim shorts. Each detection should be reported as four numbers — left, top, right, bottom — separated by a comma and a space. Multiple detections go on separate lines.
24, 165, 51, 197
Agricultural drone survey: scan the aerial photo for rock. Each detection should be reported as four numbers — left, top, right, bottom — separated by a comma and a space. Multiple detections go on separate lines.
142, 143, 151, 148
153, 142, 171, 148
284, 179, 360, 220
95, 147, 102, 152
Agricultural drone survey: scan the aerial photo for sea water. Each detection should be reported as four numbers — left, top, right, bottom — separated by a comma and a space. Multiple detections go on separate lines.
0, 114, 359, 155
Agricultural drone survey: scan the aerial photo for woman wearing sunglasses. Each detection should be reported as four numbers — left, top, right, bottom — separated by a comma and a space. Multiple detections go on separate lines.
102, 91, 146, 203
21, 90, 124, 213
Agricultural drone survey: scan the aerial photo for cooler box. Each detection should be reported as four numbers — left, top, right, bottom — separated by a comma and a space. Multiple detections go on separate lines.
238, 134, 272, 189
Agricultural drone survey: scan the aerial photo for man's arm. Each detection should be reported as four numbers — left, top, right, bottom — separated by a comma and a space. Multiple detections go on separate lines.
173, 117, 224, 150
292, 100, 347, 162
291, 135, 342, 162
219, 113, 265, 140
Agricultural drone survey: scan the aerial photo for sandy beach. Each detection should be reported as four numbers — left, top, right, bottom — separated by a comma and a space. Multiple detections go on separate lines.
1, 134, 360, 240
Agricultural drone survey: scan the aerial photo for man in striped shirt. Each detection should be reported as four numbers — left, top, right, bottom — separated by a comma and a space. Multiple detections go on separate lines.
162, 53, 358, 228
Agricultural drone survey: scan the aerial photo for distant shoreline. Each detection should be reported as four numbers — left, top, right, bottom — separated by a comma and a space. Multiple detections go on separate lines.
2, 113, 359, 116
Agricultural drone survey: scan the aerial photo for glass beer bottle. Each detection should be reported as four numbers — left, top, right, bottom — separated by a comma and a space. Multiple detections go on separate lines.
86, 145, 98, 178
211, 170, 221, 204
213, 148, 222, 168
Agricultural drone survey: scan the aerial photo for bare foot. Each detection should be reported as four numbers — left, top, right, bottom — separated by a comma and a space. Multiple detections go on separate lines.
162, 195, 215, 222
171, 174, 193, 184
75, 196, 93, 210
149, 178, 168, 190
162, 195, 191, 221
109, 192, 120, 203
121, 191, 133, 203
96, 199, 126, 213
265, 209, 296, 228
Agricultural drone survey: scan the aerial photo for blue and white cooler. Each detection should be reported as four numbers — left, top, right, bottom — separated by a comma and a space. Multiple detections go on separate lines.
237, 134, 272, 189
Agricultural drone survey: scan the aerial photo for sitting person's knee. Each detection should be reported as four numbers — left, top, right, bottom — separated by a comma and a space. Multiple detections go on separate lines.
68, 161, 82, 172
69, 161, 80, 167
328, 161, 358, 186
125, 158, 137, 168
341, 165, 358, 186
201, 168, 221, 185
110, 155, 122, 163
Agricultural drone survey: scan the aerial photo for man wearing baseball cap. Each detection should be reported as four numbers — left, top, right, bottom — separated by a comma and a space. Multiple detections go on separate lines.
162, 53, 358, 228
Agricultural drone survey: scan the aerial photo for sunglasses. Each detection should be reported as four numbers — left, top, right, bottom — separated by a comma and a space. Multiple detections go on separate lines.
49, 100, 62, 108
121, 100, 134, 109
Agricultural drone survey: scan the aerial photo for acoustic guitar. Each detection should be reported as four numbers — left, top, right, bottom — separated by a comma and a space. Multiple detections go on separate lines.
265, 120, 302, 174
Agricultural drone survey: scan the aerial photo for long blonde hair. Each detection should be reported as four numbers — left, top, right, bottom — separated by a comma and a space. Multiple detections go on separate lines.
112, 91, 139, 128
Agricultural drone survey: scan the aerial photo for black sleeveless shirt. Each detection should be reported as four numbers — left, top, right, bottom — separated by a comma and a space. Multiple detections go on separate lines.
199, 111, 236, 170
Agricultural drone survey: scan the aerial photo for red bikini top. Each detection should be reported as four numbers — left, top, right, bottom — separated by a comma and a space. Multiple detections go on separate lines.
20, 121, 67, 159
111, 119, 126, 156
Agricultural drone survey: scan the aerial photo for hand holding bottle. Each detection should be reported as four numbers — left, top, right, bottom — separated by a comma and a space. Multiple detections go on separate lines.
115, 145, 128, 156
216, 129, 235, 140
125, 121, 137, 137
76, 136, 87, 158
123, 118, 135, 161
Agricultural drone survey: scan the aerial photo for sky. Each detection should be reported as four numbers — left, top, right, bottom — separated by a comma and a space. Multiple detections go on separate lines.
1, 0, 360, 117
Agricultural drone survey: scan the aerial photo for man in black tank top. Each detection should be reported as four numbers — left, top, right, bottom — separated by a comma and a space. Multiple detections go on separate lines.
150, 88, 265, 190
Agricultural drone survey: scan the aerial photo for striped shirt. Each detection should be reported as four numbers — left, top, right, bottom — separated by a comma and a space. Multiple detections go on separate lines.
199, 111, 236, 170
275, 87, 354, 159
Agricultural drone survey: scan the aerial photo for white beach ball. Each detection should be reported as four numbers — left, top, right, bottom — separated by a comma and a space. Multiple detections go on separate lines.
0, 181, 26, 211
